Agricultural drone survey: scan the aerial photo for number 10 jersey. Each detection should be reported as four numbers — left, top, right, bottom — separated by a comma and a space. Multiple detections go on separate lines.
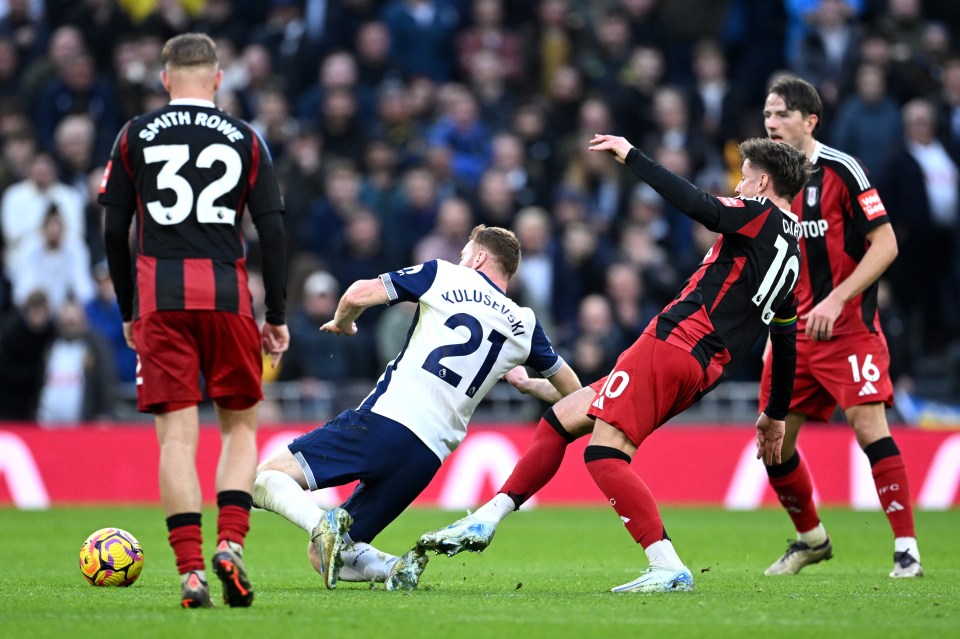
363, 259, 565, 461
98, 99, 284, 319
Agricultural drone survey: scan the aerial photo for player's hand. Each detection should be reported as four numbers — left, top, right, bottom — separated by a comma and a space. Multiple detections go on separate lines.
320, 320, 357, 336
261, 322, 290, 368
802, 292, 843, 341
122, 321, 137, 351
587, 134, 633, 164
755, 412, 785, 465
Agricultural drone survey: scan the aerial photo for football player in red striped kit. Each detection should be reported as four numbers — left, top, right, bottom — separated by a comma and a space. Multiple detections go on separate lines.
100, 33, 290, 607
760, 75, 922, 578
422, 135, 813, 593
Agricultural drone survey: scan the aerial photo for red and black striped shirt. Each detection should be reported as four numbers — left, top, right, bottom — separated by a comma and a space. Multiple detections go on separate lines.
98, 99, 284, 321
792, 141, 890, 335
625, 149, 801, 395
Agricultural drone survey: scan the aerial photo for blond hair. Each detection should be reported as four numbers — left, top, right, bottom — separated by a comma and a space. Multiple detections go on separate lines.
161, 33, 218, 69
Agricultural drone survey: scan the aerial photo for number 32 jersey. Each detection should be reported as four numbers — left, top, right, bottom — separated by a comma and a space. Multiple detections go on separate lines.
363, 259, 564, 461
98, 99, 283, 319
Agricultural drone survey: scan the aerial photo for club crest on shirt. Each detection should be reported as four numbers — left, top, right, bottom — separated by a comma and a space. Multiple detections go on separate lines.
806, 186, 818, 207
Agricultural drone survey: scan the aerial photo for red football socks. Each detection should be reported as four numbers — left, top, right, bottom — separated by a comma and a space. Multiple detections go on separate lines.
499, 412, 572, 508
767, 453, 821, 534
871, 455, 916, 538
585, 447, 665, 548
216, 491, 253, 547
167, 514, 204, 574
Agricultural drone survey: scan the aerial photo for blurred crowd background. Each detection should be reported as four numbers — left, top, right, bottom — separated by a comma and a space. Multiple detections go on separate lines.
0, 0, 957, 425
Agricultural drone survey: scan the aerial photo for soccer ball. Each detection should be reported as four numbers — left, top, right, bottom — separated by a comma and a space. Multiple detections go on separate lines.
79, 528, 145, 587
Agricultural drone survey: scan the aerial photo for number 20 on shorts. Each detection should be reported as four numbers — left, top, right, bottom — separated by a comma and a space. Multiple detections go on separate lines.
592, 372, 630, 410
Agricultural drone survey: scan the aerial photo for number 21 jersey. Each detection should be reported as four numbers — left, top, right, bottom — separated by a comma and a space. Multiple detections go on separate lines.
98, 99, 283, 319
363, 259, 564, 461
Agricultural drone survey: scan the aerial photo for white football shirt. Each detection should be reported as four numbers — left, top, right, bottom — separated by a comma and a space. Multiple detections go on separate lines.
359, 260, 564, 461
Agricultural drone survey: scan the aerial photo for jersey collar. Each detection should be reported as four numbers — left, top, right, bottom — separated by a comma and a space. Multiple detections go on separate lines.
476, 269, 504, 294
169, 98, 217, 108
809, 140, 823, 164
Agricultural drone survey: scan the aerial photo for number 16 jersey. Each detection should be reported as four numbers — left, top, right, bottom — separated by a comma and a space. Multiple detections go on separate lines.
98, 99, 284, 319
363, 259, 564, 461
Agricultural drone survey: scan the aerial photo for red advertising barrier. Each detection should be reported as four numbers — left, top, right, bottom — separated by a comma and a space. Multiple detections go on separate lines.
1, 424, 959, 510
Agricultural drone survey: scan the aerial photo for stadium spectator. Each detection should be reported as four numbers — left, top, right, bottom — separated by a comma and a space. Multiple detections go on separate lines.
318, 86, 367, 166
249, 86, 297, 159
413, 195, 474, 265
466, 49, 516, 135
879, 98, 959, 354
9, 204, 94, 312
427, 86, 491, 190
62, 0, 135, 73
455, 0, 522, 84
829, 62, 903, 174
253, 224, 580, 590
36, 297, 115, 425
1, 152, 84, 276
354, 21, 394, 96
34, 50, 119, 163
52, 114, 97, 194
688, 39, 744, 155
298, 159, 365, 257
759, 75, 922, 579
0, 290, 54, 420
794, 0, 863, 114
99, 33, 289, 608
585, 8, 635, 92
84, 262, 136, 385
19, 24, 83, 109
612, 45, 665, 145
512, 206, 556, 324
0, 36, 20, 101
381, 0, 461, 83
276, 270, 370, 415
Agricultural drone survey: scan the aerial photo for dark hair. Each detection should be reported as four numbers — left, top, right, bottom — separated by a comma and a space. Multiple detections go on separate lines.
739, 137, 815, 201
161, 33, 219, 69
469, 224, 521, 278
767, 75, 822, 133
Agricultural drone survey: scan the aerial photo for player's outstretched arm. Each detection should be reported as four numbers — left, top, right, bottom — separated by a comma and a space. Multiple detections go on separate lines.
504, 363, 582, 404
589, 134, 722, 228
321, 277, 390, 336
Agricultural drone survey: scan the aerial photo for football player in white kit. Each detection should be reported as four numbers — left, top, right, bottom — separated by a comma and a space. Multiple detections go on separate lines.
253, 225, 581, 591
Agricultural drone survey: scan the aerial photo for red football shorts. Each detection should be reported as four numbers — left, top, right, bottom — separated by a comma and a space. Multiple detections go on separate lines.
759, 331, 894, 422
133, 310, 263, 414
587, 333, 703, 448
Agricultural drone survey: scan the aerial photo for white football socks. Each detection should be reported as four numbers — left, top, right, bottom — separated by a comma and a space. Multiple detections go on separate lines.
471, 492, 516, 524
252, 469, 324, 533
894, 536, 920, 561
797, 523, 828, 547
645, 539, 686, 571
339, 536, 399, 583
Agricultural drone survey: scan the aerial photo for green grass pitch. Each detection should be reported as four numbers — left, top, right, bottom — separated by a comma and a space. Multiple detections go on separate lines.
1, 506, 956, 638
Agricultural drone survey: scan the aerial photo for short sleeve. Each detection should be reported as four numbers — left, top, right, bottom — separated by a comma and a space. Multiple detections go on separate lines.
245, 126, 285, 217
97, 122, 136, 210
380, 260, 439, 304
524, 320, 563, 376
